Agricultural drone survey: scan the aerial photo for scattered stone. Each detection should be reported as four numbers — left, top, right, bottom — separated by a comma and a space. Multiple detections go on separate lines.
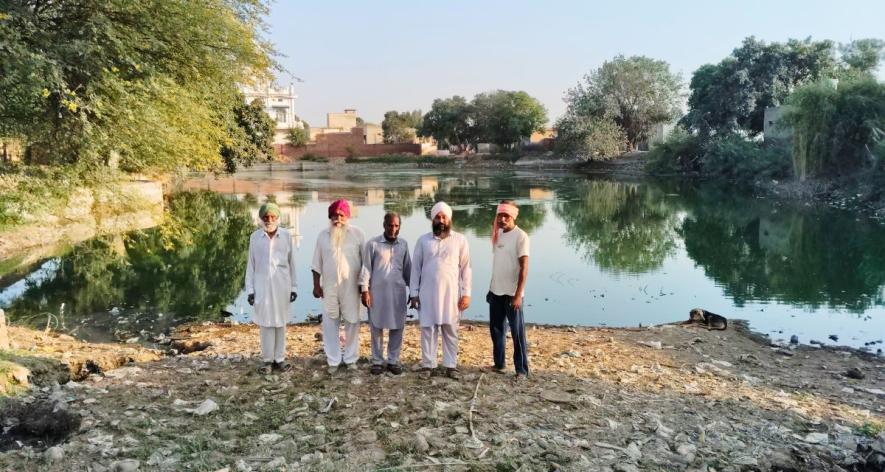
732, 455, 758, 466
235, 459, 252, 472
413, 433, 430, 453
676, 443, 696, 462
624, 442, 641, 461
540, 390, 575, 403
844, 367, 865, 379
356, 430, 377, 443
110, 459, 141, 472
790, 335, 799, 344
258, 433, 282, 443
44, 446, 64, 462
614, 464, 640, 472
802, 432, 829, 445
192, 399, 218, 416
638, 341, 662, 349
260, 457, 286, 471
454, 426, 469, 435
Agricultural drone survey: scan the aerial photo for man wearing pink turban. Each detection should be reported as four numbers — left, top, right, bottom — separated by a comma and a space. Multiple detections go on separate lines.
409, 201, 472, 379
488, 199, 530, 380
312, 199, 366, 374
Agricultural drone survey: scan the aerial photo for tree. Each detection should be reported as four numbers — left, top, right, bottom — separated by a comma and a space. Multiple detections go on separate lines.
382, 110, 422, 144
221, 97, 275, 173
839, 38, 885, 77
0, 0, 276, 173
286, 126, 309, 148
418, 96, 476, 152
554, 115, 625, 160
680, 37, 837, 137
564, 55, 682, 150
471, 90, 548, 149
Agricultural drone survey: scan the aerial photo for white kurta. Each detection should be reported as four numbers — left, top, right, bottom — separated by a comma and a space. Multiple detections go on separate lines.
245, 228, 297, 328
311, 226, 366, 323
409, 231, 472, 327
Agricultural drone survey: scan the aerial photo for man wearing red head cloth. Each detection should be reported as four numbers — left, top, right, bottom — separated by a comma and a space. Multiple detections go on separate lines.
312, 199, 366, 374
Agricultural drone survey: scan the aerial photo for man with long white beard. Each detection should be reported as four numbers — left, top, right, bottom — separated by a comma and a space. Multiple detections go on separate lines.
409, 201, 472, 379
245, 202, 298, 375
312, 199, 366, 374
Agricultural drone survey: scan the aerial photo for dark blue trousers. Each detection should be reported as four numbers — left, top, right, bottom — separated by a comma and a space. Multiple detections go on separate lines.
488, 292, 529, 375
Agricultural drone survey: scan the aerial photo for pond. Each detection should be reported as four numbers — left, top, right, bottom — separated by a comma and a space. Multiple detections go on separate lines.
1, 169, 883, 350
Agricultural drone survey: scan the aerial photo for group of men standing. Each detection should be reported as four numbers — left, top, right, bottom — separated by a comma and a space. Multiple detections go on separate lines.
245, 198, 530, 381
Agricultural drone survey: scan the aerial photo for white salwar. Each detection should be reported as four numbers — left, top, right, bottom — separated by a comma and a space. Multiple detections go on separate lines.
409, 230, 472, 368
245, 228, 297, 363
312, 225, 366, 366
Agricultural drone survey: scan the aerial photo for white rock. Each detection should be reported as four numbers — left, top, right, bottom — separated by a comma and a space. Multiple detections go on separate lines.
454, 426, 469, 435
261, 457, 286, 471
44, 446, 64, 462
235, 459, 252, 472
258, 433, 282, 443
193, 399, 219, 416
638, 341, 662, 349
110, 459, 141, 472
732, 456, 758, 466
676, 443, 696, 462
624, 442, 641, 460
802, 432, 829, 445
414, 433, 430, 453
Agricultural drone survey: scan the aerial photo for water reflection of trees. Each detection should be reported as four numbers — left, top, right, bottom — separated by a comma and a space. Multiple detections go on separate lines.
680, 187, 885, 311
413, 176, 548, 237
555, 180, 680, 273
8, 191, 253, 336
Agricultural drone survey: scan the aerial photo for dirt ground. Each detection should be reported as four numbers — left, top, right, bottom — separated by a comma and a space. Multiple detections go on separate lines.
0, 319, 883, 471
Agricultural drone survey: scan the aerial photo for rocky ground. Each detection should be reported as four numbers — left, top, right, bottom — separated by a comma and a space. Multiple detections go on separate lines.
0, 319, 883, 471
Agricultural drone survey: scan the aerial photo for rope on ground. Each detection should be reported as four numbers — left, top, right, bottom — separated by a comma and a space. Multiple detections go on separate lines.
468, 372, 485, 441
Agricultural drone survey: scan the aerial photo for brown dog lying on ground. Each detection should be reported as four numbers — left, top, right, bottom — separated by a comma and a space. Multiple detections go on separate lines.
687, 308, 728, 330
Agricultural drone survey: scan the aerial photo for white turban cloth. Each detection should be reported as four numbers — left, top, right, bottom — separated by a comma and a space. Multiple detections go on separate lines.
431, 201, 452, 220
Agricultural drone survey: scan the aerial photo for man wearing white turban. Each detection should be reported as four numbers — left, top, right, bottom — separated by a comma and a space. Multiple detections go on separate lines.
409, 201, 472, 379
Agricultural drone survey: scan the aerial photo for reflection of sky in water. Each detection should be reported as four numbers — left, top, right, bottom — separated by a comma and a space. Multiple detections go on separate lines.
2, 169, 883, 350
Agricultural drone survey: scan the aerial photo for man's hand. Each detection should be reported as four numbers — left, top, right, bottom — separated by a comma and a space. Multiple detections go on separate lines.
409, 297, 420, 309
361, 291, 372, 308
511, 294, 523, 310
247, 293, 254, 306
458, 295, 471, 312
312, 285, 323, 299
290, 292, 298, 303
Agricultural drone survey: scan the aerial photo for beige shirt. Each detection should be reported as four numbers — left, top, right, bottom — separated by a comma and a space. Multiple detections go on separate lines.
489, 226, 529, 296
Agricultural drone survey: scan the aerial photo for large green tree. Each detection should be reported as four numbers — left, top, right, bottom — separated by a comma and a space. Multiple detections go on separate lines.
222, 97, 275, 173
680, 37, 837, 137
471, 90, 548, 149
0, 0, 275, 172
418, 96, 476, 152
563, 55, 682, 150
382, 110, 422, 144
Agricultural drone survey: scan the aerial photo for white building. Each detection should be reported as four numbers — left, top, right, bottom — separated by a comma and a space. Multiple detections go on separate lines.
241, 82, 304, 145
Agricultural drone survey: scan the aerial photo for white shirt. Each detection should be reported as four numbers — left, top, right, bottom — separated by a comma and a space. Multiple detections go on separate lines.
311, 226, 366, 323
490, 226, 529, 296
245, 228, 297, 328
409, 231, 472, 327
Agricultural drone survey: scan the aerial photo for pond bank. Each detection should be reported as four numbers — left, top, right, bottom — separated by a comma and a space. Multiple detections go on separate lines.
1, 319, 882, 471
0, 180, 165, 265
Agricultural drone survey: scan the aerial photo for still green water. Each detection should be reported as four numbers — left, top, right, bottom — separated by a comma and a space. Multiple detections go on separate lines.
1, 169, 883, 350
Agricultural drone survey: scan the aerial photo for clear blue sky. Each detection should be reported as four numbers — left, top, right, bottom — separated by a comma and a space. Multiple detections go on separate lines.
265, 0, 885, 126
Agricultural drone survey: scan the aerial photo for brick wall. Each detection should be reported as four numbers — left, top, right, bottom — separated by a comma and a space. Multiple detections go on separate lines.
275, 127, 422, 160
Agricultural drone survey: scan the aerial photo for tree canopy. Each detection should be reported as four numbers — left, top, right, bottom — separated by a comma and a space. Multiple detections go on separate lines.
418, 96, 476, 151
680, 37, 838, 137
563, 55, 682, 150
382, 110, 422, 144
0, 0, 276, 173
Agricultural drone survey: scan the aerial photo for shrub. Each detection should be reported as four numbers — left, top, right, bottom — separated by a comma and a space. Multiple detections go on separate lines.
701, 135, 791, 182
555, 115, 626, 160
645, 128, 704, 174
